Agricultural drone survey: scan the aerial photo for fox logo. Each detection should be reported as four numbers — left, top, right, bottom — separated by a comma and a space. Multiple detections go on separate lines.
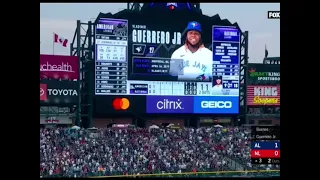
268, 11, 280, 19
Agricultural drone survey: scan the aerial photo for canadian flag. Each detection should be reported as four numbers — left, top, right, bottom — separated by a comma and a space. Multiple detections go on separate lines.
54, 33, 68, 47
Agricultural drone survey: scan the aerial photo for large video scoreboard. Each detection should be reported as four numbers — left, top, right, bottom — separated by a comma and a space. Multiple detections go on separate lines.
94, 3, 240, 114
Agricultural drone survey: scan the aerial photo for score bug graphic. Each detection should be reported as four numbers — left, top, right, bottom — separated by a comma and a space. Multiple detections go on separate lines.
112, 98, 130, 110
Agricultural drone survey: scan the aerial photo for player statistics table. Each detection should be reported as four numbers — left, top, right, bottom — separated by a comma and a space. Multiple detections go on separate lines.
212, 26, 240, 96
95, 18, 129, 95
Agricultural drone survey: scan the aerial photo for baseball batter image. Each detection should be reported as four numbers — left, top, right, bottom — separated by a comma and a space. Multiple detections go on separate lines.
212, 76, 223, 91
171, 21, 212, 81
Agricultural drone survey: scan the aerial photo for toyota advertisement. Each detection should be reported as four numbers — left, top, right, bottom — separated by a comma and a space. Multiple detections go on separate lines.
40, 54, 79, 80
146, 96, 238, 114
40, 80, 78, 105
247, 85, 280, 106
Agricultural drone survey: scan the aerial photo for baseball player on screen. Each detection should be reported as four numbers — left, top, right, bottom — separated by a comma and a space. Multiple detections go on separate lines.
171, 21, 212, 81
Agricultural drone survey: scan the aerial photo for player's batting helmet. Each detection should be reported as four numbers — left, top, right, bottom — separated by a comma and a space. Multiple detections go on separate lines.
186, 21, 202, 33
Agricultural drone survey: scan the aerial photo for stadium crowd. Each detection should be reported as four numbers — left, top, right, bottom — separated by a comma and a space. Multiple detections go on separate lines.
40, 126, 279, 177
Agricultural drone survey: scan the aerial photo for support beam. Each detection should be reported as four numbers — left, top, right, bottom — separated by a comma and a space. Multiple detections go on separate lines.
70, 20, 94, 128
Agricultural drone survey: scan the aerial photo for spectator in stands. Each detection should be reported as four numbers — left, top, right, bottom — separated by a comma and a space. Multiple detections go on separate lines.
40, 126, 279, 177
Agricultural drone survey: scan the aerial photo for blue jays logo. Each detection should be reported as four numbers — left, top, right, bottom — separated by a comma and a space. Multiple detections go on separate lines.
191, 22, 198, 27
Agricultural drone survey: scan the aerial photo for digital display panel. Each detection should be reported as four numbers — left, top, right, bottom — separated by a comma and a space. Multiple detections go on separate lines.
95, 18, 128, 94
94, 11, 240, 114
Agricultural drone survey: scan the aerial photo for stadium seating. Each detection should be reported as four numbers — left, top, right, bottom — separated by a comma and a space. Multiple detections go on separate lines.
40, 127, 279, 177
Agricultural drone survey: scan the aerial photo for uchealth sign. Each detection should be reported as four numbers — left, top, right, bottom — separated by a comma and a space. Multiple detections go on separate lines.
40, 80, 78, 105
146, 96, 194, 113
247, 85, 280, 106
40, 54, 79, 80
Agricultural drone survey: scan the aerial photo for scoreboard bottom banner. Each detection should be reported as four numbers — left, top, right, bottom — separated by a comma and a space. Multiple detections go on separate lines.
146, 96, 239, 114
95, 95, 239, 115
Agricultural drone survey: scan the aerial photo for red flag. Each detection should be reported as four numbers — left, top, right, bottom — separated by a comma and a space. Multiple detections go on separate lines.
54, 33, 68, 47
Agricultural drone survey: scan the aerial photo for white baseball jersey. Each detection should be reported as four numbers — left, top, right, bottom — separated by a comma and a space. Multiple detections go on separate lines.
212, 84, 223, 95
171, 45, 212, 81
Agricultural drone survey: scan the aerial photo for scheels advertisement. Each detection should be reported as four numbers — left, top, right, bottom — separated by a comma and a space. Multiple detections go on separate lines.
40, 80, 78, 105
247, 85, 280, 106
146, 96, 238, 114
40, 54, 79, 80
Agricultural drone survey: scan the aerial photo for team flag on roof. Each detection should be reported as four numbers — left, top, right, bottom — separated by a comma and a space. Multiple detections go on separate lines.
54, 33, 68, 47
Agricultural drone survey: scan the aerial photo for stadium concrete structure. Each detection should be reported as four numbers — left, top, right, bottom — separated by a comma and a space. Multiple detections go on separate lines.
67, 3, 274, 128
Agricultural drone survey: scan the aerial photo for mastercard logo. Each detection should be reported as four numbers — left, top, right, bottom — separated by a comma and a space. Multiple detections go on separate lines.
112, 98, 130, 110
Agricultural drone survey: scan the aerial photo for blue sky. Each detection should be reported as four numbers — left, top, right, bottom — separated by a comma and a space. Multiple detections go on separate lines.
40, 3, 280, 63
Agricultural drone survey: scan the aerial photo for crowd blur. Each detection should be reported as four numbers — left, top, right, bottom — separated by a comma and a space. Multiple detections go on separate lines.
40, 126, 280, 177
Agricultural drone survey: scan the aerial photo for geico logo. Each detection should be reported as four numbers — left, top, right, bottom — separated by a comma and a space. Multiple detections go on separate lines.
156, 99, 184, 109
201, 101, 232, 108
48, 89, 78, 96
113, 98, 130, 110
253, 96, 279, 105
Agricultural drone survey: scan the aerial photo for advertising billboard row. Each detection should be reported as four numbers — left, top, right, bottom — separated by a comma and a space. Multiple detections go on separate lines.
95, 95, 238, 115
247, 85, 280, 106
40, 54, 79, 80
146, 96, 238, 114
40, 80, 78, 105
248, 64, 280, 85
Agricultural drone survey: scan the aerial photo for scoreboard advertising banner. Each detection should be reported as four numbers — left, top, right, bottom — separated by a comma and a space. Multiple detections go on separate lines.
247, 86, 280, 106
40, 54, 79, 80
40, 80, 78, 105
248, 63, 280, 85
94, 3, 240, 114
